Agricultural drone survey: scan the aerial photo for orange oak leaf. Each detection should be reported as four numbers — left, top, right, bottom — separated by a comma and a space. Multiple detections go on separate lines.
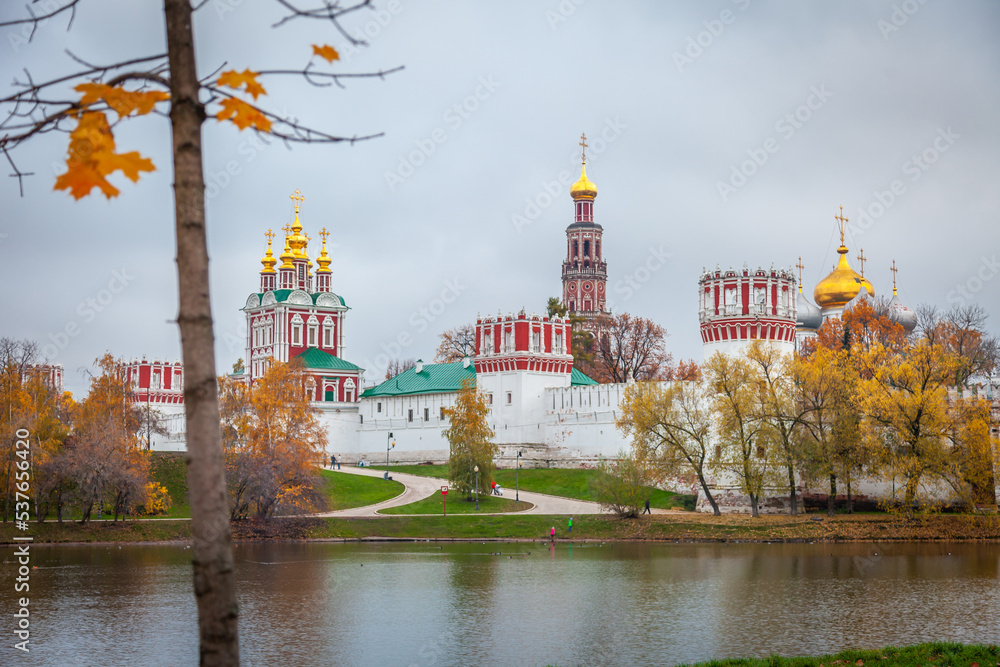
75, 82, 168, 117
53, 111, 156, 199
216, 98, 272, 132
312, 44, 340, 63
217, 69, 266, 100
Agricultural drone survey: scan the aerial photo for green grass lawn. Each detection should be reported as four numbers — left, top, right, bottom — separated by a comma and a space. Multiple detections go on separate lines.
379, 492, 532, 515
318, 469, 404, 511
675, 641, 1000, 666
149, 451, 191, 519
382, 465, 696, 511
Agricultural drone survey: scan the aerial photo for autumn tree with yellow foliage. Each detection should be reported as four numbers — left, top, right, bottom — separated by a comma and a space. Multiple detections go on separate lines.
1, 2, 400, 659
1, 338, 71, 522
617, 379, 720, 515
444, 380, 498, 499
218, 359, 327, 520
704, 351, 775, 517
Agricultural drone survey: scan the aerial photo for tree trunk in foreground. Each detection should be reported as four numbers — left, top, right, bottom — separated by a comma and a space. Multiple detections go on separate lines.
164, 1, 240, 663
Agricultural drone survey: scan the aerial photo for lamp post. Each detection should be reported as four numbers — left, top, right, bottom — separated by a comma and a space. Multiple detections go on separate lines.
474, 465, 479, 511
516, 450, 522, 503
385, 432, 394, 480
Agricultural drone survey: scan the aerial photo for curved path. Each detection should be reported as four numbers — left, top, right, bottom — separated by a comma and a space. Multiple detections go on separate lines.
315, 466, 609, 518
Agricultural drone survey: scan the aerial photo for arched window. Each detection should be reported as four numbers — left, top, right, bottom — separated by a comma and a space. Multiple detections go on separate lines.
307, 315, 319, 348
344, 378, 356, 403
291, 314, 303, 347
322, 317, 334, 348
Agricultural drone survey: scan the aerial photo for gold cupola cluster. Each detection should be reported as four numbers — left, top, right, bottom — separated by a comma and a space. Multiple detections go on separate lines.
256, 189, 337, 294
813, 207, 874, 309
570, 132, 598, 201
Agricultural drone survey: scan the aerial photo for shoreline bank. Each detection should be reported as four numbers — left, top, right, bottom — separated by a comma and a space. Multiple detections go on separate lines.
3, 513, 1000, 546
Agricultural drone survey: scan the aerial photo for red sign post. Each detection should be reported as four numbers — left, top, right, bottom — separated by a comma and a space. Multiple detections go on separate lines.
441, 486, 448, 516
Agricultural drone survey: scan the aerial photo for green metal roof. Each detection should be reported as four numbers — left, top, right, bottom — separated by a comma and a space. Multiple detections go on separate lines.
255, 290, 348, 307
570, 368, 598, 386
360, 362, 596, 398
361, 362, 476, 398
294, 347, 363, 372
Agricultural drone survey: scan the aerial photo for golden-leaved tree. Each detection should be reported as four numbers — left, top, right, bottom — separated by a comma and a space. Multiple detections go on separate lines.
745, 341, 810, 514
617, 379, 719, 515
705, 351, 773, 517
219, 359, 327, 519
794, 345, 862, 516
1, 3, 400, 660
444, 379, 497, 499
0, 338, 71, 522
858, 339, 976, 515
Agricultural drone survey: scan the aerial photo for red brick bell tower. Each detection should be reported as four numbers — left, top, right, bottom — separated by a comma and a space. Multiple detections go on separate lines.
561, 133, 608, 318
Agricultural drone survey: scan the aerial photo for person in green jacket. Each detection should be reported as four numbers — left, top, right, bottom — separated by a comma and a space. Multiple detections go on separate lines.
568, 517, 573, 533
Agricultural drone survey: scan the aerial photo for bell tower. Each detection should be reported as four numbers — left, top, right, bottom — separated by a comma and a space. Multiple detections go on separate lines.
561, 133, 608, 317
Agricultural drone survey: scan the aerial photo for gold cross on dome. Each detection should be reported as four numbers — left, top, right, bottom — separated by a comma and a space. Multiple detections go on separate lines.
795, 256, 805, 286
319, 227, 329, 243
856, 248, 867, 276
264, 229, 275, 242
579, 132, 588, 165
834, 205, 849, 246
281, 224, 291, 235
289, 189, 306, 214
890, 259, 898, 290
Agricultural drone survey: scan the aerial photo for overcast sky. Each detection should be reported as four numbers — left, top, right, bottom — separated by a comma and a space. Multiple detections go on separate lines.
2, 0, 998, 397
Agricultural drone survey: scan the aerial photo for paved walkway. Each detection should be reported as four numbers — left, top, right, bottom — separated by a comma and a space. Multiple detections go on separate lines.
315, 466, 610, 517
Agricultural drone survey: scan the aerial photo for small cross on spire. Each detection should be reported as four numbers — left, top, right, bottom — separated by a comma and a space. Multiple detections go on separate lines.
319, 227, 329, 243
890, 259, 898, 294
579, 132, 588, 165
795, 256, 805, 289
857, 248, 867, 276
264, 229, 275, 243
834, 205, 849, 246
290, 188, 306, 214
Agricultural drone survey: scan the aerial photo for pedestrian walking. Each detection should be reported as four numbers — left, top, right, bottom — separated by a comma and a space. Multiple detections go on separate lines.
550, 526, 556, 539
331, 454, 336, 469
643, 499, 651, 514
568, 517, 573, 533
336, 455, 341, 470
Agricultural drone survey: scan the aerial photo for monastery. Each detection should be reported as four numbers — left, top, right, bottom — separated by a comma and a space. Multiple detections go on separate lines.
116, 136, 997, 510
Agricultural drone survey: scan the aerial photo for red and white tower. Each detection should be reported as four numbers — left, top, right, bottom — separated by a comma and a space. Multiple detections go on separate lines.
698, 265, 798, 358
474, 310, 575, 443
561, 133, 608, 317
243, 189, 364, 403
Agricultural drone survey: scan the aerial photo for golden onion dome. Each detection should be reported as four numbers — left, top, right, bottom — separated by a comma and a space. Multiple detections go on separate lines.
570, 163, 597, 200
260, 230, 277, 274
813, 246, 874, 309
278, 232, 295, 269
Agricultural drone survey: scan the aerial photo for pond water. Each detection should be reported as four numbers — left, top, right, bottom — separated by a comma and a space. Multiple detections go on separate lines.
2, 540, 998, 666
